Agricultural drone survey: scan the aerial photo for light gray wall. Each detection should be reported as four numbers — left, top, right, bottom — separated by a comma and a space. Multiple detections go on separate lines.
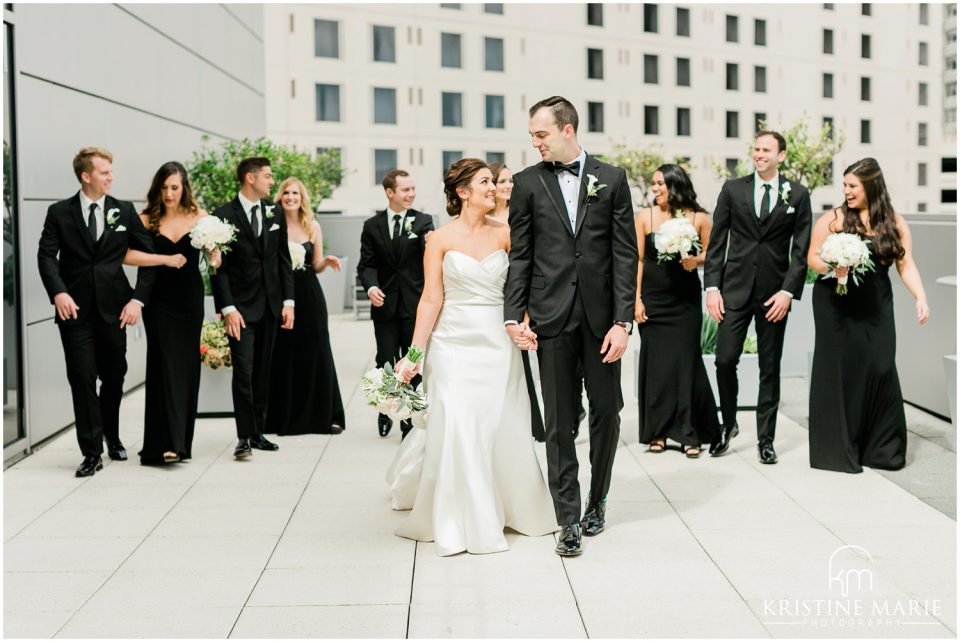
14, 3, 264, 450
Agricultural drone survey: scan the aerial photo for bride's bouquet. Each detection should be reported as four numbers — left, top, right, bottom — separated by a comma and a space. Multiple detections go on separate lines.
189, 216, 238, 274
818, 232, 875, 295
654, 215, 701, 264
288, 241, 307, 271
362, 346, 428, 425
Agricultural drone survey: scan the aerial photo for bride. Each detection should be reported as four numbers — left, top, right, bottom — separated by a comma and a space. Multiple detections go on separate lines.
390, 158, 558, 556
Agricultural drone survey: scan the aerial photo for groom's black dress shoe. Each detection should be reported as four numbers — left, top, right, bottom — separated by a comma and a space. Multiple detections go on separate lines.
234, 438, 252, 459
556, 523, 583, 556
250, 435, 279, 451
400, 419, 412, 440
378, 414, 393, 437
709, 424, 739, 457
76, 455, 103, 477
758, 440, 778, 464
581, 499, 606, 537
106, 440, 128, 461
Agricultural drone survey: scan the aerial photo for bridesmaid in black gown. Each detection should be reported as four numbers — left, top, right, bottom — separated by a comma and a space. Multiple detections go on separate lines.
635, 164, 720, 458
124, 162, 221, 464
266, 177, 346, 435
807, 158, 929, 473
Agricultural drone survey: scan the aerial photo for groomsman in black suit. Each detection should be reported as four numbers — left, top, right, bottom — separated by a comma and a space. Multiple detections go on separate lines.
358, 169, 435, 439
37, 147, 157, 477
210, 157, 295, 459
703, 131, 812, 464
504, 97, 638, 556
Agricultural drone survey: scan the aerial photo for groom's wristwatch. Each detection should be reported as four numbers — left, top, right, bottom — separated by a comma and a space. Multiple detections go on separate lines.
614, 321, 634, 335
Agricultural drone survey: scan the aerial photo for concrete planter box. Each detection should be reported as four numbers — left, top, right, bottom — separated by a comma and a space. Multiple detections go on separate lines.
317, 256, 348, 315
198, 296, 234, 417
781, 283, 815, 377
702, 354, 759, 408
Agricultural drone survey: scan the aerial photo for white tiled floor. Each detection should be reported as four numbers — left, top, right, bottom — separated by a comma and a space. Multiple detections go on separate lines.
3, 314, 956, 638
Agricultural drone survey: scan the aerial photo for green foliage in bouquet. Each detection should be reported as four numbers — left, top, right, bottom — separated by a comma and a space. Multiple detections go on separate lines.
187, 136, 344, 212
700, 315, 758, 355
200, 317, 231, 369
598, 144, 693, 208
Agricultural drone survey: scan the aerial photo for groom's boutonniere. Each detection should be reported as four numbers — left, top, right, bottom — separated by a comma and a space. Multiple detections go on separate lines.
404, 219, 417, 239
264, 204, 275, 220
780, 182, 795, 214
106, 208, 120, 227
585, 174, 607, 201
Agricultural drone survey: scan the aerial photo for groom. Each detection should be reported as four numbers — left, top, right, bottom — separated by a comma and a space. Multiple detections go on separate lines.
504, 96, 638, 557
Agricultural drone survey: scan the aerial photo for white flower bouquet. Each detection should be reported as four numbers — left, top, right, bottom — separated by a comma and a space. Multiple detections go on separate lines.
288, 241, 307, 271
361, 347, 428, 425
654, 216, 701, 264
818, 232, 875, 295
189, 216, 238, 274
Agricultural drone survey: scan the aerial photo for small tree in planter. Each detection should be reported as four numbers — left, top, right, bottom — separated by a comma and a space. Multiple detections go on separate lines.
701, 315, 760, 407
599, 144, 693, 208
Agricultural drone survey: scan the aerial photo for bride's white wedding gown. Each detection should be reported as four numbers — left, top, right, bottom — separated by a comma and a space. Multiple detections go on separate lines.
389, 249, 558, 555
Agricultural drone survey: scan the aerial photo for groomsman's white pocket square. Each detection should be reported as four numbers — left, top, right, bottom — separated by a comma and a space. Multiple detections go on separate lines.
786, 206, 796, 214
269, 223, 280, 232
114, 225, 127, 232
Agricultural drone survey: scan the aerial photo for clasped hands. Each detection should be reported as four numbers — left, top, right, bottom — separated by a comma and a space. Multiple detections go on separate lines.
506, 323, 538, 351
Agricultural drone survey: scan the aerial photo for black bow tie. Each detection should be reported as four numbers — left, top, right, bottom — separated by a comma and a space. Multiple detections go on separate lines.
550, 160, 581, 176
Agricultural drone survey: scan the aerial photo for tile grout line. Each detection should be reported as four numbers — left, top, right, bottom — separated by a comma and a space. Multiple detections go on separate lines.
225, 434, 334, 638
405, 540, 417, 639
49, 438, 235, 638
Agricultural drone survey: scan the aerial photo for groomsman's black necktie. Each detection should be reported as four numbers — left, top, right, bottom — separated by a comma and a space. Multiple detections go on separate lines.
251, 204, 260, 237
87, 203, 98, 241
759, 183, 771, 219
392, 214, 403, 253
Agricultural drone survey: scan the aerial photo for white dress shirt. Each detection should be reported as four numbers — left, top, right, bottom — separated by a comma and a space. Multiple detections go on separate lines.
367, 206, 408, 295
78, 191, 105, 241
557, 147, 587, 231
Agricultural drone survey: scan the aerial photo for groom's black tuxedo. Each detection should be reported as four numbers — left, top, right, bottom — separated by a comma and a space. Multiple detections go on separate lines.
37, 192, 156, 457
211, 197, 294, 439
703, 174, 812, 442
504, 154, 637, 525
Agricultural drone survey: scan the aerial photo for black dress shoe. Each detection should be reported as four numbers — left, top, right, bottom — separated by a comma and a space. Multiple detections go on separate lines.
556, 523, 584, 556
399, 419, 413, 440
234, 438, 252, 459
758, 440, 778, 464
581, 499, 606, 537
76, 455, 103, 477
106, 440, 128, 461
250, 435, 279, 451
378, 414, 393, 437
709, 424, 739, 457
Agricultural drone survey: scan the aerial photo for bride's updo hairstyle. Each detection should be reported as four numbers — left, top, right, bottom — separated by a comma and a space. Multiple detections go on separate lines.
443, 158, 489, 217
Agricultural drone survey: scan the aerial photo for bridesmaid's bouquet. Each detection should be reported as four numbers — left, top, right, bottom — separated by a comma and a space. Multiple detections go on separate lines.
288, 241, 307, 271
654, 216, 701, 264
361, 347, 427, 426
190, 216, 238, 275
818, 233, 875, 295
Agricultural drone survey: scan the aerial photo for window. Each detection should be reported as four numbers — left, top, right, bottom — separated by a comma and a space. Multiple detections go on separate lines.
947, 82, 957, 98
486, 151, 505, 164
442, 91, 463, 127
726, 111, 739, 138
484, 3, 503, 14
861, 3, 871, 16
822, 73, 834, 99
943, 189, 958, 204
754, 19, 766, 46
823, 29, 834, 54
676, 7, 690, 36
677, 107, 691, 136
374, 149, 397, 185
918, 122, 928, 146
372, 25, 396, 62
676, 57, 691, 86
860, 119, 871, 144
725, 15, 738, 43
644, 105, 659, 135
943, 157, 958, 173
314, 19, 339, 58
315, 84, 340, 121
440, 3, 460, 8
919, 3, 929, 25
823, 116, 834, 139
485, 94, 505, 128
754, 65, 767, 93
860, 76, 871, 101
587, 3, 603, 26
725, 158, 739, 175
949, 56, 957, 71
644, 3, 658, 32
587, 101, 604, 132
372, 87, 397, 124
442, 150, 463, 170
918, 203, 927, 212
484, 37, 504, 71
861, 34, 871, 59
919, 82, 929, 105
441, 32, 462, 68
726, 63, 739, 90
644, 54, 659, 84
754, 112, 767, 133
919, 41, 928, 66
918, 162, 928, 186
824, 3, 834, 8
587, 48, 604, 79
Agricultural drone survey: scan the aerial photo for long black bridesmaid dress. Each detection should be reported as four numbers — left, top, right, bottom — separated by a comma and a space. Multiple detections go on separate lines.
266, 240, 346, 435
637, 212, 720, 449
139, 232, 203, 464
809, 242, 906, 473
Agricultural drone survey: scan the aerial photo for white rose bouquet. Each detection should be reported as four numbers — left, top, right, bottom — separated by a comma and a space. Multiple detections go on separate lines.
361, 347, 428, 425
189, 216, 238, 274
288, 241, 307, 271
818, 232, 875, 295
654, 216, 701, 265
